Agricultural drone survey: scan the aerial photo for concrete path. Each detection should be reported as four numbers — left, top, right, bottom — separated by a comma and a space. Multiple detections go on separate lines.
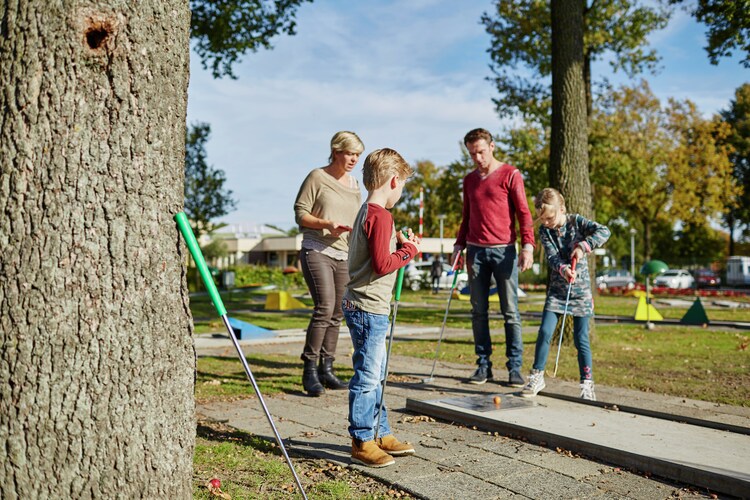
195, 328, 749, 499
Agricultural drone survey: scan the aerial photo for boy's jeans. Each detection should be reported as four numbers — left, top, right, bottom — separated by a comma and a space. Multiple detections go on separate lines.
467, 245, 524, 372
533, 309, 593, 381
343, 303, 392, 442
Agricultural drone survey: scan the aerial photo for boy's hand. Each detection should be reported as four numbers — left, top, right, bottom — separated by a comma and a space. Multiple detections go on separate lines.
398, 228, 421, 253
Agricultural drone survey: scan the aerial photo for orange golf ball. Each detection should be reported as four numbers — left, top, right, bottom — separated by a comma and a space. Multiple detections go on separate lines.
493, 396, 501, 405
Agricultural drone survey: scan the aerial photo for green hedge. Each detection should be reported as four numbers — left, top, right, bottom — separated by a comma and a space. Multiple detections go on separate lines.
226, 264, 306, 289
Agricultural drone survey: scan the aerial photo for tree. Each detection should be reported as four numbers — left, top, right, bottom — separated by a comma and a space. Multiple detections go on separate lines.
550, 0, 592, 218
720, 83, 750, 254
191, 0, 313, 78
496, 121, 550, 201
392, 160, 442, 238
590, 81, 738, 260
482, 0, 671, 124
671, 0, 750, 67
184, 122, 238, 239
1, 2, 194, 497
434, 151, 477, 241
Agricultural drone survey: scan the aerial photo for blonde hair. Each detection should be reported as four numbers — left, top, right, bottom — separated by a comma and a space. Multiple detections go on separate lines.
534, 187, 566, 221
362, 148, 413, 191
329, 131, 364, 162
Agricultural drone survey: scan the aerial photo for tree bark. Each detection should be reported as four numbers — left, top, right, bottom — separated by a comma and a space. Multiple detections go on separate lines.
0, 1, 194, 498
550, 0, 592, 218
550, 0, 596, 338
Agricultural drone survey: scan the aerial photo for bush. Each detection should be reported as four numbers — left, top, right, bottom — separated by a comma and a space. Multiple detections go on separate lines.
227, 264, 306, 289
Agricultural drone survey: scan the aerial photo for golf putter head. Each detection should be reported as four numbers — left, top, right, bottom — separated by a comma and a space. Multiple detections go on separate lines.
420, 377, 434, 384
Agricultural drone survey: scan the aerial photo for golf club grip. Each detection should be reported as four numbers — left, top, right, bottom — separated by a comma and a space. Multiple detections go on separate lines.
569, 256, 578, 283
174, 212, 227, 317
394, 267, 405, 301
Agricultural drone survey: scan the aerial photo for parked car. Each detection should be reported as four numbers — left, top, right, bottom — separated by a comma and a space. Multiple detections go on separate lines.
653, 269, 695, 289
726, 256, 750, 286
595, 269, 636, 290
403, 261, 469, 291
692, 268, 721, 288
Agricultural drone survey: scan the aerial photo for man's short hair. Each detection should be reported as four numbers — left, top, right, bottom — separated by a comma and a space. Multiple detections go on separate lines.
362, 148, 413, 191
463, 128, 493, 146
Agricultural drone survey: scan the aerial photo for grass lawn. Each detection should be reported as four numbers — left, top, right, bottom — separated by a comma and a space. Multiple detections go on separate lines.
192, 287, 750, 406
193, 419, 410, 499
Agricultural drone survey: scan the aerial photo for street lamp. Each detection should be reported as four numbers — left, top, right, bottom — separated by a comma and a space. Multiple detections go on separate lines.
630, 228, 637, 278
437, 214, 446, 259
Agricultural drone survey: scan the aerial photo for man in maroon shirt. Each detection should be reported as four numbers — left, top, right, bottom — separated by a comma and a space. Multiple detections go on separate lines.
451, 128, 535, 387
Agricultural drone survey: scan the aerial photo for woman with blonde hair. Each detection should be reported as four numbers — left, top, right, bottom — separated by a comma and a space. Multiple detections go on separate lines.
294, 131, 364, 396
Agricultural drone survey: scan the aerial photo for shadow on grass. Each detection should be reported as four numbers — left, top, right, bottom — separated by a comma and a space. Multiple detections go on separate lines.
196, 422, 279, 454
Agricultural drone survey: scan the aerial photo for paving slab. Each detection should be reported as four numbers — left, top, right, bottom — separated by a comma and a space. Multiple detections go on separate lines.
406, 392, 750, 498
195, 328, 747, 499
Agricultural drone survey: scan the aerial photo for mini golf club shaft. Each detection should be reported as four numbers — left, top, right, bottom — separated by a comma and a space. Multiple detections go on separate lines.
175, 212, 307, 500
424, 252, 462, 383
553, 256, 577, 378
374, 265, 405, 442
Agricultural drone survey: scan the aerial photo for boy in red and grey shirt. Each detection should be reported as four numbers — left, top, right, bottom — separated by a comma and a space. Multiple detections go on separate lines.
452, 128, 535, 387
343, 148, 421, 467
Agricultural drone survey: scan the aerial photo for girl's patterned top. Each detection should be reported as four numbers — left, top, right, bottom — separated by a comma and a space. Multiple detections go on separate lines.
539, 214, 611, 316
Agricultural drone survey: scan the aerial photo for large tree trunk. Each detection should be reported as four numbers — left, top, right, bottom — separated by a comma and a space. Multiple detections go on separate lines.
550, 0, 592, 217
0, 1, 195, 498
550, 0, 595, 339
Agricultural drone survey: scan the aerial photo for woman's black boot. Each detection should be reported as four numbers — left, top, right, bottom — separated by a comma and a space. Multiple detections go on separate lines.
318, 358, 349, 390
302, 359, 325, 397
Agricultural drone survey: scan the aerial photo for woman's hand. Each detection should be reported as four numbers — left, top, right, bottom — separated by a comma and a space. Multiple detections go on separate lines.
328, 221, 352, 237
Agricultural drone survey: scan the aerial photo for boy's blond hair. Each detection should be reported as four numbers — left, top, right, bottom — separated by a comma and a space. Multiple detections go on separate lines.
534, 187, 566, 221
362, 148, 413, 191
329, 131, 365, 162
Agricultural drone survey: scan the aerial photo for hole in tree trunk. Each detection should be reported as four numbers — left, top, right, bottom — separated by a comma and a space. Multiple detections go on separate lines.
86, 28, 108, 49
84, 18, 115, 50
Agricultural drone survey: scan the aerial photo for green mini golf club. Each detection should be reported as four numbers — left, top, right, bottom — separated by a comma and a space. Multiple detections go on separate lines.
374, 260, 406, 441
175, 212, 307, 500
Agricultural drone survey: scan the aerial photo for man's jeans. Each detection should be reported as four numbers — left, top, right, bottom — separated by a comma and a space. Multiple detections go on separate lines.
467, 245, 523, 372
533, 309, 593, 381
343, 304, 392, 442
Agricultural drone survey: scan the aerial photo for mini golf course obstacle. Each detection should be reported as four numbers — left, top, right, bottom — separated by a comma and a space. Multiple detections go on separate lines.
680, 297, 710, 326
226, 317, 275, 341
264, 291, 309, 310
633, 290, 664, 322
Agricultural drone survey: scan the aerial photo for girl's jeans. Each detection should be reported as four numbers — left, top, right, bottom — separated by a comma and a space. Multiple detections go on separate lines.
343, 303, 392, 442
533, 309, 593, 381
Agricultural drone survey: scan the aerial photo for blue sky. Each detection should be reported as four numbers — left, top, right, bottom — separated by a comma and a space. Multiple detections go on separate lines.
186, 0, 749, 232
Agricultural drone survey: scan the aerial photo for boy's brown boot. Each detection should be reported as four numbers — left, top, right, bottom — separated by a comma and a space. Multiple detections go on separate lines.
351, 439, 395, 468
376, 435, 415, 456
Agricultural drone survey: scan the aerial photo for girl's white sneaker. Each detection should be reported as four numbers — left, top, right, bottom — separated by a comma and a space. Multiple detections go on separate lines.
580, 380, 596, 401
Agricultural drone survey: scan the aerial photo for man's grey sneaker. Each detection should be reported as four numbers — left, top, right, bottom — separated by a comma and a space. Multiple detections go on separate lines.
580, 380, 596, 401
508, 370, 525, 388
520, 369, 545, 397
467, 365, 493, 385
